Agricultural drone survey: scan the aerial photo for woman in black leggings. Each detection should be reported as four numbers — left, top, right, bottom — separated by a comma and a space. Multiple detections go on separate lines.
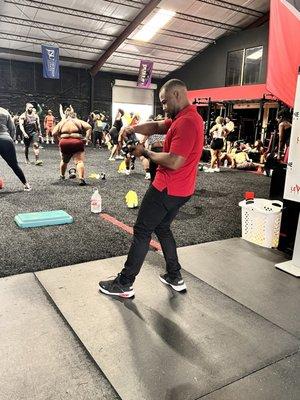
0, 107, 31, 191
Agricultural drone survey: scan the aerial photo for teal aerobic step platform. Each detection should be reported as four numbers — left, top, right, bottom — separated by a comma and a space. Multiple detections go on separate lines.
14, 210, 73, 228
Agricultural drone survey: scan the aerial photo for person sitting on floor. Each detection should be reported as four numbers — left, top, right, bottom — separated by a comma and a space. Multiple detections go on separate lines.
228, 142, 257, 170
219, 145, 235, 168
248, 140, 265, 163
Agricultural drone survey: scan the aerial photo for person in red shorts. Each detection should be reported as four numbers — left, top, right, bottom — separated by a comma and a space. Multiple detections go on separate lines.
52, 110, 91, 186
99, 79, 204, 298
44, 110, 56, 144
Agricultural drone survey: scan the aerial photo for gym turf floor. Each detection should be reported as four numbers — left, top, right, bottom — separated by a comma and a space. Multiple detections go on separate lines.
0, 144, 270, 277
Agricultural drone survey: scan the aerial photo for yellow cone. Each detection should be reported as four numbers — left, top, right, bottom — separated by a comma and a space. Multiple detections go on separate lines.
125, 190, 138, 208
118, 160, 126, 173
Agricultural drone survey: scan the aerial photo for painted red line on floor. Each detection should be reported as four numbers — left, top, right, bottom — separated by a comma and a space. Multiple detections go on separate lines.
100, 213, 162, 251
246, 170, 264, 175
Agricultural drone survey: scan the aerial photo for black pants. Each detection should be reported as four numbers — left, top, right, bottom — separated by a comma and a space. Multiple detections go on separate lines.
149, 146, 163, 181
93, 130, 103, 147
0, 136, 27, 184
121, 185, 190, 284
15, 125, 23, 141
23, 134, 36, 160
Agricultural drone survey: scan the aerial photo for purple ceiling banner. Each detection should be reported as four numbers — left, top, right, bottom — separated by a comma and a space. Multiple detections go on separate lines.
137, 60, 153, 88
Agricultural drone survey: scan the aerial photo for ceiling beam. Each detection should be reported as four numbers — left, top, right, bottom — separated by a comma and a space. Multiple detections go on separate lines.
5, 0, 216, 44
79, 0, 257, 24
0, 46, 94, 65
196, 0, 263, 17
5, 0, 127, 26
115, 51, 182, 66
0, 32, 106, 55
90, 0, 161, 76
0, 15, 116, 42
0, 47, 169, 75
161, 29, 214, 44
175, 12, 240, 31
0, 32, 183, 66
127, 39, 195, 56
100, 0, 145, 10
5, 0, 241, 32
244, 12, 270, 29
105, 0, 264, 19
0, 15, 197, 56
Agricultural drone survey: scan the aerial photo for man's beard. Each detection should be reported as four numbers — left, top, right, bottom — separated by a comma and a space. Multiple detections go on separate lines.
27, 110, 33, 114
167, 110, 175, 119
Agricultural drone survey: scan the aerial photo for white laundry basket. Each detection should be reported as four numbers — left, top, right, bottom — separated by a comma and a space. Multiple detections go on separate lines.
239, 198, 283, 248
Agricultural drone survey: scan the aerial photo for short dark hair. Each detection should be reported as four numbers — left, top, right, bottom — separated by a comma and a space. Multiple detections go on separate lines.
277, 108, 292, 121
118, 108, 124, 116
160, 79, 187, 94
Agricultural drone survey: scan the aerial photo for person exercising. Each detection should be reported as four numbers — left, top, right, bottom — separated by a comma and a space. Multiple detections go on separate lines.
59, 104, 74, 120
0, 107, 31, 191
44, 110, 56, 144
99, 79, 204, 298
19, 103, 43, 165
52, 110, 92, 186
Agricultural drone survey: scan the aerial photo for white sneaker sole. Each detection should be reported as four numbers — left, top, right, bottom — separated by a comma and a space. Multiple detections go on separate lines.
159, 276, 187, 292
99, 286, 135, 298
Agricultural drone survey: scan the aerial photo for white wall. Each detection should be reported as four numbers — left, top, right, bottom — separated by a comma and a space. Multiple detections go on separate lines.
112, 80, 154, 123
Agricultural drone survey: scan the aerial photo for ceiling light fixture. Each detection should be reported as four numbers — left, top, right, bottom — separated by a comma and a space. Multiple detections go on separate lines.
133, 9, 175, 42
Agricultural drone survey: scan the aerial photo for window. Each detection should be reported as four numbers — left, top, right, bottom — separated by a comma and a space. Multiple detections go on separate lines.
225, 46, 263, 86
225, 50, 243, 86
243, 46, 263, 84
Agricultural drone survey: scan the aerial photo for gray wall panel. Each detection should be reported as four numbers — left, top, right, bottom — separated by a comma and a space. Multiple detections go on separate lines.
166, 23, 269, 90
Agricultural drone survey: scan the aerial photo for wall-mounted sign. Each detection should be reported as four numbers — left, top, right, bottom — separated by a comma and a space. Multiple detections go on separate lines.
284, 70, 300, 202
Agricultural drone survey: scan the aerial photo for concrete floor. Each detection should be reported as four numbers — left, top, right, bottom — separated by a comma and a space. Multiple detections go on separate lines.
201, 352, 300, 400
1, 239, 300, 400
0, 274, 119, 400
177, 238, 300, 338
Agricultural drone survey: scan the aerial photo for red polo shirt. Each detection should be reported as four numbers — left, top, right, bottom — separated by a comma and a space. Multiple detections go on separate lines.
153, 105, 204, 197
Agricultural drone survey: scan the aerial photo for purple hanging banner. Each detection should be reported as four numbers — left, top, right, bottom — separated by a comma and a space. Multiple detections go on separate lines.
137, 60, 153, 88
41, 45, 60, 79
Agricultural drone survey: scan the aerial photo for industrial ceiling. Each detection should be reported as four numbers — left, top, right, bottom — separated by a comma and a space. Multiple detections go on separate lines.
0, 0, 270, 78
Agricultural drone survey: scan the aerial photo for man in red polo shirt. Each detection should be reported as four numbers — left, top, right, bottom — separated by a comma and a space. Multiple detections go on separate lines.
99, 79, 204, 298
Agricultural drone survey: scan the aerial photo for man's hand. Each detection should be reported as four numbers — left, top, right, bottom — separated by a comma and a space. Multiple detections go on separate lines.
128, 143, 146, 157
23, 132, 29, 139
119, 126, 135, 141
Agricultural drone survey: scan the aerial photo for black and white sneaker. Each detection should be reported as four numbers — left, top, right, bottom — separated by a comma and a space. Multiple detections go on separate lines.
99, 274, 135, 298
159, 273, 187, 292
79, 179, 87, 186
